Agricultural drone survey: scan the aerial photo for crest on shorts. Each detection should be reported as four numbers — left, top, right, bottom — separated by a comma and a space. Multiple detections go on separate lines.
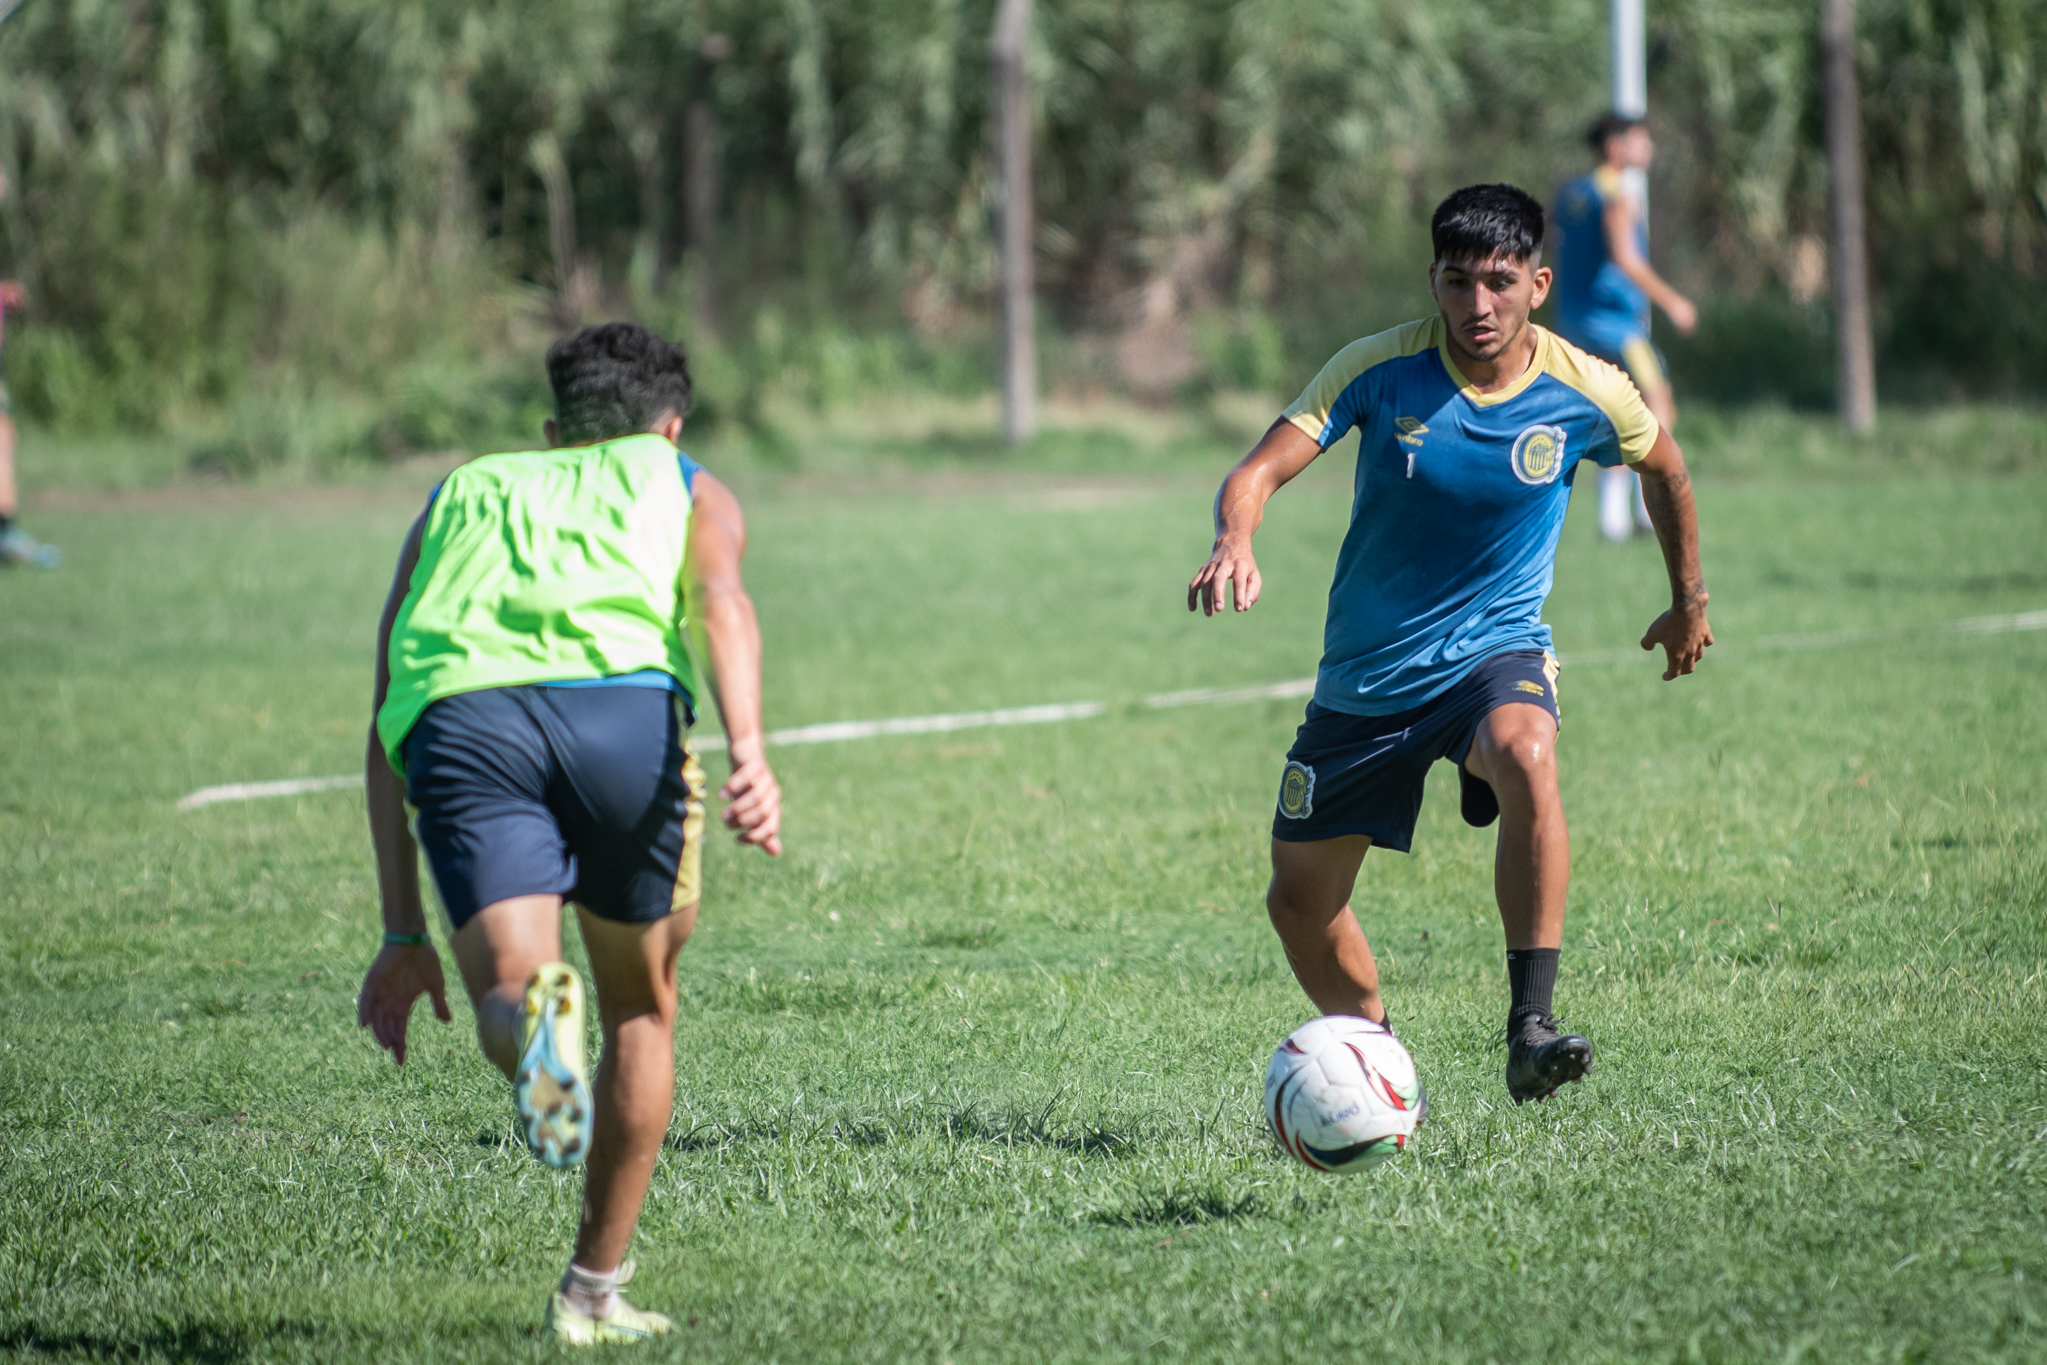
1509, 424, 1567, 486
1278, 761, 1316, 820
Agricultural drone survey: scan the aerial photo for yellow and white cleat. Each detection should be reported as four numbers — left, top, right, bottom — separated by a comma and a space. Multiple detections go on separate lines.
515, 962, 591, 1168
545, 1264, 674, 1346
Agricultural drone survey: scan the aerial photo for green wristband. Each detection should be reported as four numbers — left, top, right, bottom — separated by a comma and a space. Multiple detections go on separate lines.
382, 932, 429, 947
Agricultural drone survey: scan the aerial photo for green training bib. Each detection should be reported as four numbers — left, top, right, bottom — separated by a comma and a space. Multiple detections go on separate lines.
376, 433, 699, 769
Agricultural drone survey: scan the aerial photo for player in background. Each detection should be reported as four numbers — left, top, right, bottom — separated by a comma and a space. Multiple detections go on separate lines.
0, 170, 59, 569
1551, 113, 1698, 543
1188, 184, 1712, 1106
356, 323, 783, 1345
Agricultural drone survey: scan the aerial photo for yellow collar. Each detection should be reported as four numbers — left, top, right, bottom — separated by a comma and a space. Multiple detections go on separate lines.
1436, 323, 1550, 407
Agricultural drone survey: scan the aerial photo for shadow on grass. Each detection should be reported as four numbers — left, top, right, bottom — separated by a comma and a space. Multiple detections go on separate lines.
0, 1318, 323, 1363
1089, 1185, 1260, 1228
920, 922, 1006, 950
666, 1094, 1142, 1159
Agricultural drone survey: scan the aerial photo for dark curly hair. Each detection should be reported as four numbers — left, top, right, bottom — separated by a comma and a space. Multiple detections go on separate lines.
1430, 183, 1546, 266
546, 322, 693, 445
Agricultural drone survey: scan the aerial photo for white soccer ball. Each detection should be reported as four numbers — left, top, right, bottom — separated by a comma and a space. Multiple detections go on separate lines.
1264, 1015, 1425, 1173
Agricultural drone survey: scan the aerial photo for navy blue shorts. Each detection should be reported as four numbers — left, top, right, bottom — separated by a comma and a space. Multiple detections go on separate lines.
1271, 649, 1560, 852
403, 685, 708, 930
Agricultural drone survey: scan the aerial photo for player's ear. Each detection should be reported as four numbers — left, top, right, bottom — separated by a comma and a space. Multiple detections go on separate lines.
655, 412, 685, 445
543, 418, 559, 447
1529, 264, 1553, 309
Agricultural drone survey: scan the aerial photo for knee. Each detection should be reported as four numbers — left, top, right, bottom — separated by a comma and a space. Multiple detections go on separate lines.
1266, 874, 1323, 930
1481, 730, 1557, 792
601, 1006, 677, 1058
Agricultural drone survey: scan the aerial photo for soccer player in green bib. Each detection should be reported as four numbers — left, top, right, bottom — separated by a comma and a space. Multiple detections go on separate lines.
1189, 185, 1713, 1107
356, 323, 782, 1345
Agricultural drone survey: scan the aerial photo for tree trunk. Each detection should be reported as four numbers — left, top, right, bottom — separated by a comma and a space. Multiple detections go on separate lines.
684, 34, 730, 339
1823, 0, 1877, 432
529, 132, 581, 327
990, 0, 1035, 447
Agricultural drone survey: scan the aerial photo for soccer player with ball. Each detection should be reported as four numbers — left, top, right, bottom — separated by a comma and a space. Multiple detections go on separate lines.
1190, 185, 1712, 1134
356, 324, 783, 1343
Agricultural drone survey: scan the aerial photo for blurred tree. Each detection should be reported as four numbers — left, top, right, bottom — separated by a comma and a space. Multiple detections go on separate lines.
0, 0, 2039, 431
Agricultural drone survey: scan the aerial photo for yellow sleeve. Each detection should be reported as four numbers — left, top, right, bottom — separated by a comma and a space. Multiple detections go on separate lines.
1281, 319, 1438, 448
1540, 329, 1662, 463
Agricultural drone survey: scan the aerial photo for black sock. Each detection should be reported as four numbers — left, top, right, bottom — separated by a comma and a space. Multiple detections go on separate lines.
0, 513, 12, 535
1506, 948, 1560, 1028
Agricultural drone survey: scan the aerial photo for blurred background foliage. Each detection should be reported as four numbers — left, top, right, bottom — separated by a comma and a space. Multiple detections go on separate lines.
0, 0, 2043, 468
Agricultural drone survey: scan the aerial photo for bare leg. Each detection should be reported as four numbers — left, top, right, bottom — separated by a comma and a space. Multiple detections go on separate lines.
1461, 703, 1569, 950
0, 412, 17, 521
1266, 835, 1386, 1021
451, 894, 566, 1078
1465, 702, 1593, 1099
571, 902, 697, 1274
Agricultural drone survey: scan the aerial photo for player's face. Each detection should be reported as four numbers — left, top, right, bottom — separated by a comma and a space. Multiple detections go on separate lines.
1430, 255, 1552, 363
1614, 126, 1654, 169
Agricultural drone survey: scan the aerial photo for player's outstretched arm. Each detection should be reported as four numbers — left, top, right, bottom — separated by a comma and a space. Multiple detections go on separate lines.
1603, 192, 1696, 335
1188, 418, 1323, 616
1635, 428, 1714, 681
358, 510, 451, 1066
686, 471, 784, 857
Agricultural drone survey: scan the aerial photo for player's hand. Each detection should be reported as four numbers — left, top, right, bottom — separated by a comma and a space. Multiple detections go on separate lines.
720, 741, 784, 856
0, 281, 24, 309
1188, 536, 1262, 616
357, 942, 452, 1067
1666, 294, 1698, 336
1640, 595, 1713, 680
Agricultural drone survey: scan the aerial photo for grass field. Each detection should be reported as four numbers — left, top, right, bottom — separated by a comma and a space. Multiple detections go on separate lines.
2, 408, 2045, 1362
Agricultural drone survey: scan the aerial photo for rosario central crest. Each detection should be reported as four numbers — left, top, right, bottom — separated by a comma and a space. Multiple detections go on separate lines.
1278, 761, 1316, 819
1509, 424, 1567, 485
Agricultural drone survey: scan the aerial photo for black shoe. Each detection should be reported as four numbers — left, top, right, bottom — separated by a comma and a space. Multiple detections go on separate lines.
1458, 767, 1499, 828
1505, 1010, 1593, 1105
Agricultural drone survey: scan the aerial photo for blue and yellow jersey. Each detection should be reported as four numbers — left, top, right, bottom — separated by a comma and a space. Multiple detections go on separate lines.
1551, 167, 1650, 354
1281, 316, 1660, 715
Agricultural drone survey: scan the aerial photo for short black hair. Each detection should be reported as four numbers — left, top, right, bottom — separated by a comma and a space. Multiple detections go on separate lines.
1430, 183, 1545, 266
546, 322, 693, 445
1586, 111, 1644, 152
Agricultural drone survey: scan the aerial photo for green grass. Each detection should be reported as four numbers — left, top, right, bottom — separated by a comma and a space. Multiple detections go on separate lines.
2, 412, 2045, 1362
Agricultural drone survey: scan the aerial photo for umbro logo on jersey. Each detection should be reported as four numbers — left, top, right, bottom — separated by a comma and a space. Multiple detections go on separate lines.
1394, 416, 1428, 447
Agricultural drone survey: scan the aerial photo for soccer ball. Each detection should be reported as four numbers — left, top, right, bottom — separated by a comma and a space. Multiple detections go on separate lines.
1264, 1015, 1425, 1173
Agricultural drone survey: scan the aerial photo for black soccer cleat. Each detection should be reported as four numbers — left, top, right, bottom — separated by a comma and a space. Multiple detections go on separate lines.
1505, 1010, 1593, 1105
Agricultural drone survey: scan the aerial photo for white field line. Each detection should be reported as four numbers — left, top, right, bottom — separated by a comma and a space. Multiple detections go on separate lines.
175, 775, 365, 811
742, 699, 1107, 748
1146, 678, 1317, 709
175, 607, 2047, 810
1551, 607, 2047, 667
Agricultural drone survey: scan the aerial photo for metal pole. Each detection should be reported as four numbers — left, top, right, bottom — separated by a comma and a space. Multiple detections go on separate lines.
990, 0, 1036, 447
1610, 0, 1646, 118
1822, 0, 1877, 432
1610, 0, 1648, 217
